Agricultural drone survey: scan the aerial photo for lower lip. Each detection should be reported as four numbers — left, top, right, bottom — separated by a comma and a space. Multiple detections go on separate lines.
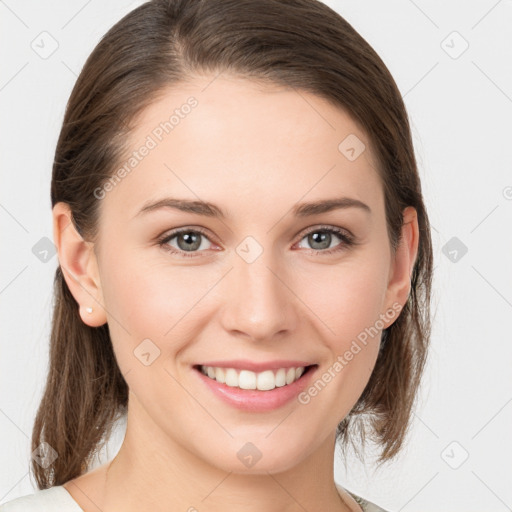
194, 366, 317, 412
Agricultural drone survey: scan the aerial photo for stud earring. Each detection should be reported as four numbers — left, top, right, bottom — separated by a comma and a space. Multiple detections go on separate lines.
85, 307, 93, 314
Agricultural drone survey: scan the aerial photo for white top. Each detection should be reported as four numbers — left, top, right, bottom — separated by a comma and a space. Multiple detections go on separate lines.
0, 483, 388, 512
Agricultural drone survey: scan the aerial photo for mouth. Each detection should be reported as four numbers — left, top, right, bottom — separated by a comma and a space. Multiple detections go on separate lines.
192, 362, 318, 412
193, 364, 317, 391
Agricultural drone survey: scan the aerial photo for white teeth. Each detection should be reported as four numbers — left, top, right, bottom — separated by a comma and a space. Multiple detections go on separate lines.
275, 368, 286, 387
257, 370, 275, 391
199, 365, 308, 390
225, 368, 238, 387
239, 370, 256, 390
215, 367, 225, 383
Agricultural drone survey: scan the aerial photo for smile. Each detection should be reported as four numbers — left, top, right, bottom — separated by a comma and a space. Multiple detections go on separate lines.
193, 363, 318, 412
198, 365, 310, 391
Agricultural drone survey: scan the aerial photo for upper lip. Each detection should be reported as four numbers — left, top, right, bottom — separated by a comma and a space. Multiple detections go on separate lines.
195, 359, 316, 372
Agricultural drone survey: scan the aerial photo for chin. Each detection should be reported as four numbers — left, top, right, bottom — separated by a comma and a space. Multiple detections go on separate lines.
195, 432, 316, 476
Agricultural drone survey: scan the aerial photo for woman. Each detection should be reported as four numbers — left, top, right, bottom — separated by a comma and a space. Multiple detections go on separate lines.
0, 0, 432, 510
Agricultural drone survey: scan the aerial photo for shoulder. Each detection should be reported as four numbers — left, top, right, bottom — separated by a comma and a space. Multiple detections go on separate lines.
336, 482, 391, 512
0, 486, 83, 512
345, 490, 391, 512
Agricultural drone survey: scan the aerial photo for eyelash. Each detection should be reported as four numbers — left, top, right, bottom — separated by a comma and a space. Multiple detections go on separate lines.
157, 225, 356, 259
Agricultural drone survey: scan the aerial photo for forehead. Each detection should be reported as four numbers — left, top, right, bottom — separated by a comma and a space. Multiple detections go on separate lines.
101, 74, 384, 220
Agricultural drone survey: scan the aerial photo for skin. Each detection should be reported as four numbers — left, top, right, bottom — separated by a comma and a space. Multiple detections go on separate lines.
54, 73, 419, 512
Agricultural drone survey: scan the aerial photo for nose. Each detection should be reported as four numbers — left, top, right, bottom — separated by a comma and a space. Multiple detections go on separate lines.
219, 249, 299, 343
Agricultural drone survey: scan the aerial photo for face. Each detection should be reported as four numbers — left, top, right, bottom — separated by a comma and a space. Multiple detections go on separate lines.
87, 74, 403, 474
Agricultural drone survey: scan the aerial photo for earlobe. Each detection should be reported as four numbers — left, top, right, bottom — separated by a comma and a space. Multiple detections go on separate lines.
383, 206, 419, 327
52, 202, 107, 327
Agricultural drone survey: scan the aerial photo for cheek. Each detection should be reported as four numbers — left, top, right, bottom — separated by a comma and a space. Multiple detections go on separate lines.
98, 249, 223, 360
293, 253, 389, 406
292, 264, 387, 425
100, 246, 183, 318
298, 255, 389, 344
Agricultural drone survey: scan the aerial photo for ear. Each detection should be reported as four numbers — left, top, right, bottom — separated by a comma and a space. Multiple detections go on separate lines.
52, 202, 107, 327
382, 206, 419, 327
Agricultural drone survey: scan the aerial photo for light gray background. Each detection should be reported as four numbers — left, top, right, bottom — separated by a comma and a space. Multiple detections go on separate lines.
1, 1, 511, 510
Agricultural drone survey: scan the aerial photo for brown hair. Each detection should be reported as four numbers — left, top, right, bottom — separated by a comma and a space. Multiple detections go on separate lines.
32, 0, 433, 488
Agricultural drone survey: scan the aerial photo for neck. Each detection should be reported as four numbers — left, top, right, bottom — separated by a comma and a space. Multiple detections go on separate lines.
97, 397, 351, 512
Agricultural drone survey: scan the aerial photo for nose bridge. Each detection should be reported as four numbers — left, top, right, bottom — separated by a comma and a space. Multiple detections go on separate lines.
222, 239, 296, 340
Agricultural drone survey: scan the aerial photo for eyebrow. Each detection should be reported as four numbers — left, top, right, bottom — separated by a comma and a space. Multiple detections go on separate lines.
136, 196, 371, 219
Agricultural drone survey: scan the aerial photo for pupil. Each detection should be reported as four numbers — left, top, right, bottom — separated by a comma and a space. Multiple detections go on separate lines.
178, 232, 200, 251
310, 231, 330, 250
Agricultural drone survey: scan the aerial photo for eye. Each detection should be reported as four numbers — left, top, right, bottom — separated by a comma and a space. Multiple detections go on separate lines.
295, 226, 355, 255
158, 228, 215, 258
157, 225, 355, 258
